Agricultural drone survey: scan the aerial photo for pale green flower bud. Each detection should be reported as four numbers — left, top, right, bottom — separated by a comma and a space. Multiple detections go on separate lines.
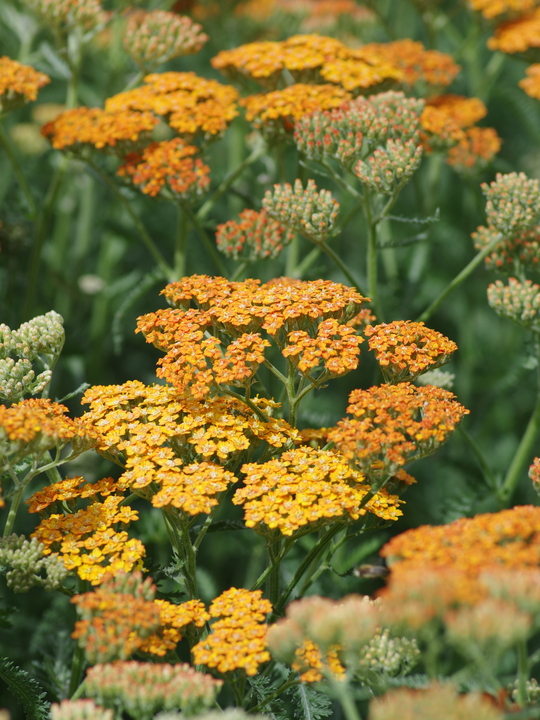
482, 172, 540, 237
0, 534, 68, 592
354, 139, 423, 195
487, 277, 540, 332
51, 700, 113, 720
0, 358, 52, 403
358, 628, 420, 677
11, 310, 64, 361
417, 369, 455, 389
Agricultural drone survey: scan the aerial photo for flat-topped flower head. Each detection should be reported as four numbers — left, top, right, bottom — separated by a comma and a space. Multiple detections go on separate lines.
420, 94, 490, 153
234, 446, 402, 537
192, 588, 273, 676
105, 72, 239, 141
123, 10, 208, 72
487, 277, 540, 331
241, 83, 351, 133
27, 475, 118, 514
488, 7, 540, 53
482, 172, 540, 237
85, 662, 221, 718
117, 139, 210, 200
41, 107, 158, 154
365, 320, 457, 383
216, 209, 295, 261
446, 127, 501, 172
262, 178, 339, 242
328, 383, 469, 480
320, 58, 402, 92
468, 0, 537, 18
0, 57, 50, 115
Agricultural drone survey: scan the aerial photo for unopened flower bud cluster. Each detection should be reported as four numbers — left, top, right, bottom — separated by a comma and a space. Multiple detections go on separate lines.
0, 534, 68, 592
21, 0, 107, 31
357, 628, 420, 677
216, 209, 295, 261
51, 700, 113, 720
156, 711, 270, 720
0, 311, 64, 402
487, 277, 540, 332
417, 368, 455, 389
85, 661, 222, 720
262, 179, 339, 242
354, 140, 423, 195
123, 11, 208, 72
509, 677, 540, 705
482, 172, 540, 237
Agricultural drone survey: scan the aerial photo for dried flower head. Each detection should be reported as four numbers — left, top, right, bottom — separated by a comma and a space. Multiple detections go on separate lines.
50, 700, 113, 720
0, 534, 68, 592
41, 107, 159, 154
117, 139, 210, 199
85, 662, 221, 718
192, 588, 273, 676
488, 8, 540, 53
487, 277, 540, 331
354, 139, 423, 194
233, 446, 403, 536
369, 683, 505, 720
328, 383, 469, 480
262, 178, 339, 241
216, 209, 295, 261
0, 57, 50, 115
105, 72, 239, 140
472, 223, 540, 272
482, 172, 540, 236
123, 10, 208, 72
364, 320, 457, 383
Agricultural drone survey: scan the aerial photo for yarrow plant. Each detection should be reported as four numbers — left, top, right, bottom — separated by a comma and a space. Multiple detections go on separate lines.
2, 2, 540, 720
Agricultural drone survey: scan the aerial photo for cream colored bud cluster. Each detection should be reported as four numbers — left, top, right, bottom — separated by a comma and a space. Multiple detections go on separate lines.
51, 700, 113, 720
354, 139, 423, 195
262, 178, 339, 242
85, 662, 222, 720
0, 534, 68, 592
487, 277, 540, 332
0, 312, 64, 403
21, 0, 107, 31
358, 628, 420, 677
509, 677, 540, 705
294, 91, 424, 168
416, 369, 455, 389
482, 172, 540, 237
123, 11, 208, 72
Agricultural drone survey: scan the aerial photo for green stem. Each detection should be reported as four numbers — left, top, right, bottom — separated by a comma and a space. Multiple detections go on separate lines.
363, 188, 383, 320
67, 643, 86, 698
230, 260, 249, 282
221, 387, 273, 423
516, 639, 529, 708
249, 678, 300, 713
332, 679, 363, 720
173, 204, 188, 280
181, 202, 229, 277
267, 538, 282, 606
250, 539, 294, 592
312, 236, 366, 295
3, 483, 25, 537
88, 161, 172, 278
416, 232, 503, 323
0, 121, 37, 217
197, 144, 266, 221
499, 349, 540, 504
457, 425, 499, 492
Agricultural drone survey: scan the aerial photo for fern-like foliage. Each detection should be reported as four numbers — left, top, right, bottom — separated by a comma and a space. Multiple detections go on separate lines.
0, 657, 49, 720
286, 683, 334, 720
248, 672, 289, 720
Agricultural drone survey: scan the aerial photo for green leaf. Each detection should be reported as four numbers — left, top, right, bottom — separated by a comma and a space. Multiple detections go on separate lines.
0, 657, 49, 720
287, 683, 333, 720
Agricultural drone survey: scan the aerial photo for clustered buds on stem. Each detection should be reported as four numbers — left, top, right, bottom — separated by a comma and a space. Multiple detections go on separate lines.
216, 209, 295, 260
0, 534, 68, 592
262, 179, 339, 242
354, 139, 423, 195
20, 0, 107, 31
482, 172, 540, 237
487, 277, 540, 332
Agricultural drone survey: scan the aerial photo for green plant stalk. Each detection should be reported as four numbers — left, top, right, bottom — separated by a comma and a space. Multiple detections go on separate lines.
292, 245, 321, 278
179, 514, 198, 599
416, 232, 503, 323
181, 201, 229, 277
457, 425, 499, 492
267, 538, 283, 606
311, 236, 366, 295
230, 260, 249, 281
3, 483, 25, 538
250, 538, 294, 592
0, 121, 37, 218
67, 643, 86, 698
363, 188, 383, 320
331, 679, 363, 720
88, 161, 172, 277
173, 204, 188, 280
249, 678, 300, 714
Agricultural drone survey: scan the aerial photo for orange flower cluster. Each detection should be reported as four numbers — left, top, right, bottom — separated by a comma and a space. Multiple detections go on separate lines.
0, 398, 89, 465
137, 276, 367, 397
105, 72, 239, 139
0, 57, 50, 114
241, 83, 351, 129
117, 139, 210, 199
31, 494, 145, 585
123, 10, 208, 71
212, 35, 458, 93
41, 107, 158, 153
468, 0, 537, 18
446, 127, 502, 171
328, 383, 469, 479
473, 224, 540, 272
216, 209, 295, 261
519, 62, 540, 98
529, 456, 540, 494
233, 446, 403, 536
71, 571, 209, 662
192, 588, 272, 676
81, 381, 295, 512
364, 320, 457, 383
488, 7, 540, 52
26, 475, 118, 514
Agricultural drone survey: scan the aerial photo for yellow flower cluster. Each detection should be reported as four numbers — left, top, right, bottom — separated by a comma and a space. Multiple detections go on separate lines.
117, 139, 210, 199
81, 381, 296, 513
468, 0, 537, 18
0, 57, 50, 114
293, 639, 345, 683
41, 107, 158, 152
520, 63, 540, 99
234, 447, 402, 536
31, 494, 145, 585
192, 588, 273, 676
138, 598, 210, 656
487, 7, 540, 52
105, 72, 239, 139
364, 320, 457, 383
